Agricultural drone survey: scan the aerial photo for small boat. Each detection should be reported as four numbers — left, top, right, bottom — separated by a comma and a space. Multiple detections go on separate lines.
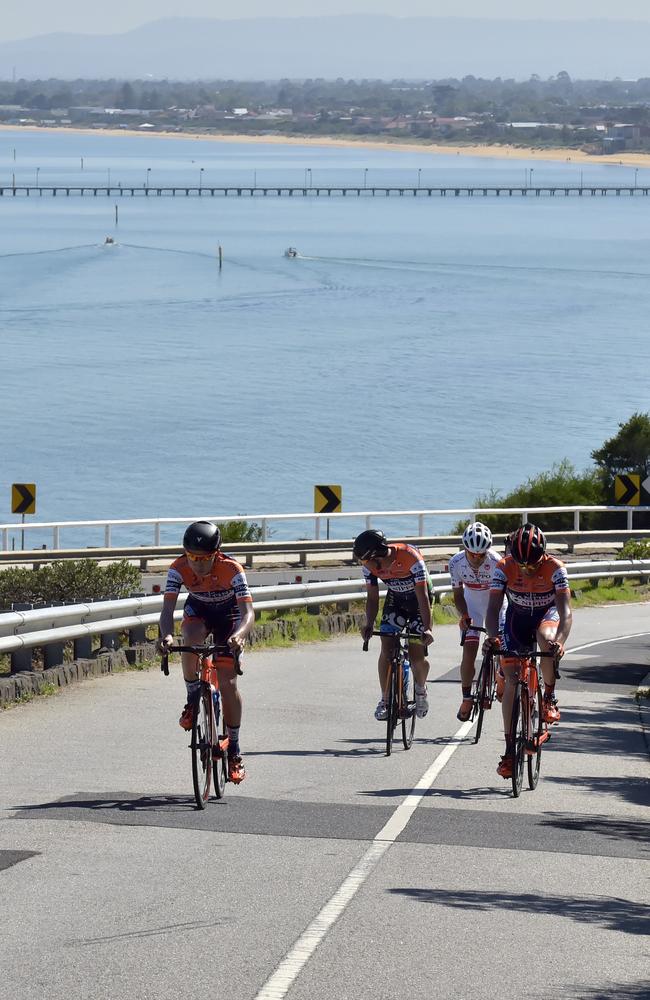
104, 236, 115, 245
284, 247, 298, 258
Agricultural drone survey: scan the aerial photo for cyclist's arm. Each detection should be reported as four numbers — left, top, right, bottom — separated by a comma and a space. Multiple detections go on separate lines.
485, 588, 504, 639
415, 582, 433, 634
230, 598, 255, 651
554, 589, 573, 648
453, 586, 470, 623
159, 593, 177, 645
364, 584, 380, 628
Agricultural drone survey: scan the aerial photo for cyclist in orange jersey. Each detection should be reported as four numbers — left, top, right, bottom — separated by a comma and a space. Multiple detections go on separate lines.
483, 522, 572, 779
159, 520, 255, 784
353, 529, 434, 722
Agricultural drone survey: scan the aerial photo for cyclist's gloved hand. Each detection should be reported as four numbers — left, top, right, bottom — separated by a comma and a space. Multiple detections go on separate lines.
361, 623, 374, 642
459, 614, 472, 632
421, 628, 434, 647
229, 632, 245, 654
547, 640, 565, 658
158, 635, 174, 653
482, 635, 502, 654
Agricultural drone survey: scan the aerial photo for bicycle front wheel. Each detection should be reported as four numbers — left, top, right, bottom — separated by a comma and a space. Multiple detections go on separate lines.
385, 663, 398, 757
473, 657, 490, 745
510, 688, 525, 798
401, 665, 416, 750
191, 689, 213, 809
213, 713, 228, 799
527, 680, 543, 790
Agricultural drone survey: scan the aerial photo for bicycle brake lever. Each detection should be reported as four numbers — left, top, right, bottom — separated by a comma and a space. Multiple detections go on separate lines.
161, 653, 169, 676
362, 640, 369, 652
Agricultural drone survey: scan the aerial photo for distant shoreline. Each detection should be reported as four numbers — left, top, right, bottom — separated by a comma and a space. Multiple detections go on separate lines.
2, 123, 650, 167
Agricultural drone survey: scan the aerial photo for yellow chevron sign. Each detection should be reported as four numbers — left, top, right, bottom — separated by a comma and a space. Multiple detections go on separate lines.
12, 483, 36, 515
614, 474, 640, 506
314, 484, 342, 514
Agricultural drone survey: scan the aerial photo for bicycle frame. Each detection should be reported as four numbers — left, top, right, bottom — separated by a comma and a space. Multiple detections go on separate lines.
507, 650, 557, 798
160, 640, 242, 808
364, 627, 422, 756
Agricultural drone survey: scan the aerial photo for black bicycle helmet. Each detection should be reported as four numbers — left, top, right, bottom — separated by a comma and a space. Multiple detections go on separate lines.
183, 520, 222, 553
510, 522, 546, 565
353, 528, 389, 561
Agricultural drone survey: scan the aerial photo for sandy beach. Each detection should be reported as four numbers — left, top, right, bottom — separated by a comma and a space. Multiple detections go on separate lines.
2, 122, 650, 167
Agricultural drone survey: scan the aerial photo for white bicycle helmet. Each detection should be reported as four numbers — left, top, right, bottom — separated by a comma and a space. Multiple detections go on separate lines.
462, 521, 492, 553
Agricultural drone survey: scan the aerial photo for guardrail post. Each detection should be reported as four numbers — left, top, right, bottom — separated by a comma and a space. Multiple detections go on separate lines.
154, 522, 161, 546
104, 524, 111, 547
44, 641, 65, 669
10, 603, 33, 673
315, 517, 320, 541
1, 528, 7, 550
521, 512, 528, 525
74, 636, 93, 658
627, 509, 633, 530
53, 526, 60, 549
418, 514, 424, 536
128, 594, 147, 644
261, 519, 268, 542
574, 511, 580, 531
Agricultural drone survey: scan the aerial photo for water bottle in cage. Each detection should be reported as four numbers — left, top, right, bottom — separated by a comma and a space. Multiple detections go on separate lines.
402, 656, 411, 693
212, 687, 220, 722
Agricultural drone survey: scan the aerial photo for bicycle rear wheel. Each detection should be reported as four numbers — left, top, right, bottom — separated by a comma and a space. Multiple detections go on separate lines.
401, 663, 416, 750
385, 663, 398, 757
527, 679, 543, 790
191, 688, 213, 810
510, 687, 525, 798
212, 700, 228, 799
473, 656, 492, 745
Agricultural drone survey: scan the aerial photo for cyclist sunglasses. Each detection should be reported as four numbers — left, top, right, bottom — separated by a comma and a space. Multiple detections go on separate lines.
185, 551, 215, 563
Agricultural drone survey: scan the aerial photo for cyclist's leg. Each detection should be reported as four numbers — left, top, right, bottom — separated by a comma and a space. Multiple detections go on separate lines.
178, 603, 209, 729
213, 610, 246, 782
497, 608, 532, 776
375, 594, 401, 719
537, 608, 561, 722
458, 628, 480, 720
405, 600, 430, 718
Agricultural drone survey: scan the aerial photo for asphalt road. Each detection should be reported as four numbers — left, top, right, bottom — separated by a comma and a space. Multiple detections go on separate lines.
0, 604, 648, 1000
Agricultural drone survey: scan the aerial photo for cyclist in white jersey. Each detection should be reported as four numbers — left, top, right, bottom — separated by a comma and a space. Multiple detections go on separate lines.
449, 522, 504, 721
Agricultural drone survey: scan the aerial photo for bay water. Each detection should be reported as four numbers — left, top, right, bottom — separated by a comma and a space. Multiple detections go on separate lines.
1, 129, 649, 545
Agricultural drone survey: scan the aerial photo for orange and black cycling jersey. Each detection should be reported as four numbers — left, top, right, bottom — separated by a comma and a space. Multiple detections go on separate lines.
164, 552, 252, 611
362, 542, 432, 598
490, 553, 569, 615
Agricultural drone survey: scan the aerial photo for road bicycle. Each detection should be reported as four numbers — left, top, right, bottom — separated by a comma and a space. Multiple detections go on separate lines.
507, 649, 560, 798
363, 628, 421, 756
460, 626, 497, 745
161, 641, 242, 809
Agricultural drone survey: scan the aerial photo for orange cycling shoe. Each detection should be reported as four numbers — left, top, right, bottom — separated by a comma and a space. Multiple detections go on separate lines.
228, 754, 246, 784
543, 695, 561, 724
497, 754, 513, 779
178, 702, 194, 731
457, 697, 473, 722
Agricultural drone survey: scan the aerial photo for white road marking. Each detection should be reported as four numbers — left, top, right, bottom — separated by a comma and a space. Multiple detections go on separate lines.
567, 632, 650, 655
254, 721, 474, 1000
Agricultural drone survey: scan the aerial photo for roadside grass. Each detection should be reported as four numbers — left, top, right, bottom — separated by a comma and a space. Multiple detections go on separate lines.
570, 578, 650, 608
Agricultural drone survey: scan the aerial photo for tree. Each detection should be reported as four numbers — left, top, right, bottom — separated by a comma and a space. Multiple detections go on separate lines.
591, 412, 650, 489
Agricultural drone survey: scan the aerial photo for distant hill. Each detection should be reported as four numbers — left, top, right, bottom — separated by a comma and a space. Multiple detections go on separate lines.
1, 16, 650, 81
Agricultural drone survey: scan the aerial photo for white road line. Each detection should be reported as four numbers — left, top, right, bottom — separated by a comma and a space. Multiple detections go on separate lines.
254, 721, 474, 1000
567, 632, 650, 655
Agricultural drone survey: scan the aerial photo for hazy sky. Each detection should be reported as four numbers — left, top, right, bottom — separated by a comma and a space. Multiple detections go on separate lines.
2, 1, 650, 43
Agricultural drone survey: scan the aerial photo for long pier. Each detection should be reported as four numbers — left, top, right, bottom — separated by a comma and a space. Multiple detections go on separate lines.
1, 184, 649, 199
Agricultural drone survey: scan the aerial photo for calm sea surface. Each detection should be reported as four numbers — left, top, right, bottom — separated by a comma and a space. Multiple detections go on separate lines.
1, 129, 649, 544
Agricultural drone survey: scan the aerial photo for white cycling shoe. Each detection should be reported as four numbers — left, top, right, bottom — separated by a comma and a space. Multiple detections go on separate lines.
415, 687, 429, 718
374, 699, 388, 721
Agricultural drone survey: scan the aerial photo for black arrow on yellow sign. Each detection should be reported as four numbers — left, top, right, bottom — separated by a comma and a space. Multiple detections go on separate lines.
12, 483, 36, 515
614, 473, 640, 506
314, 484, 342, 514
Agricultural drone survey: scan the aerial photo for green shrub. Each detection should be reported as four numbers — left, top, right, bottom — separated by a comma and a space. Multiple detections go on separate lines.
454, 461, 604, 534
220, 519, 263, 543
0, 559, 142, 608
617, 538, 650, 560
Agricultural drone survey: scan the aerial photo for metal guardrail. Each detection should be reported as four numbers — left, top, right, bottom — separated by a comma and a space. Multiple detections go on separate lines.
1, 560, 649, 674
2, 529, 650, 571
2, 504, 649, 551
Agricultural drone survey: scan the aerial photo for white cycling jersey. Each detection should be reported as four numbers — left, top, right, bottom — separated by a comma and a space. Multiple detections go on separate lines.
449, 548, 503, 630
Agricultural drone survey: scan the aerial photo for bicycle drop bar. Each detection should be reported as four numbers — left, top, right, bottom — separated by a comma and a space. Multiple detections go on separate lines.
514, 649, 562, 679
460, 624, 487, 646
362, 629, 425, 652
160, 643, 243, 675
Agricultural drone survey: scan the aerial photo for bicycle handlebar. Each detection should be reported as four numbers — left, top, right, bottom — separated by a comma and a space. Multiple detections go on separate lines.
362, 629, 426, 652
460, 624, 487, 646
160, 643, 243, 676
